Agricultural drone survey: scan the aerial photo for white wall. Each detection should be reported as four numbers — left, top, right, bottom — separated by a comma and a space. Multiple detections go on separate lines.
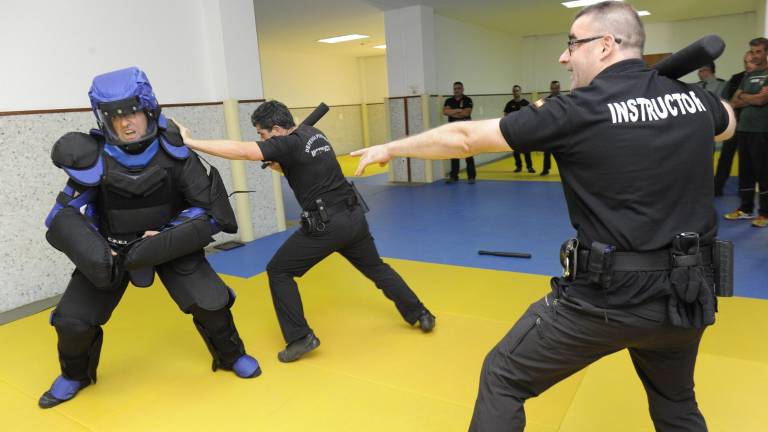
384, 5, 437, 96
0, 0, 261, 111
433, 14, 523, 96
259, 50, 362, 107
359, 55, 389, 104
520, 12, 759, 92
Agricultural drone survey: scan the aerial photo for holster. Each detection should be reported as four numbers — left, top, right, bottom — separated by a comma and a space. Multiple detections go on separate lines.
300, 195, 359, 234
712, 239, 734, 297
586, 241, 615, 290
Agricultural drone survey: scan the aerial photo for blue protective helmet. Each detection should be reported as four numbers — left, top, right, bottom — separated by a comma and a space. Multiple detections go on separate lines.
88, 67, 161, 147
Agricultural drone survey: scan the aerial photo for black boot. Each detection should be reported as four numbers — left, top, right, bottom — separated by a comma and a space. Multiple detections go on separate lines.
417, 310, 436, 333
278, 332, 321, 363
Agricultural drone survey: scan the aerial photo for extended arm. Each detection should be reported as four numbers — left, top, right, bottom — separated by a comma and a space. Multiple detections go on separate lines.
352, 119, 508, 175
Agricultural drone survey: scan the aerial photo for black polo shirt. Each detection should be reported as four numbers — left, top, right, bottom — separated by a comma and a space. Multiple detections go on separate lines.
499, 59, 729, 306
503, 98, 529, 115
258, 125, 349, 210
444, 95, 473, 122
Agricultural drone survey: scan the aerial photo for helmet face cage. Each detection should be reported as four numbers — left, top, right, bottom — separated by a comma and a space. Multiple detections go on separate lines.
97, 96, 158, 146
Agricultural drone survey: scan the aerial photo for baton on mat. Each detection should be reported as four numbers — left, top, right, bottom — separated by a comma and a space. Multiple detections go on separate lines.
478, 250, 532, 259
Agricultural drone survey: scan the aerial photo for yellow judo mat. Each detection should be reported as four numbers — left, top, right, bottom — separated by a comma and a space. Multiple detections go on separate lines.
2, 256, 766, 431
476, 151, 738, 182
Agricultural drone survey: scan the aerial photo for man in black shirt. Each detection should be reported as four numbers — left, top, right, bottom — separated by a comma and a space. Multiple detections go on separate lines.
503, 85, 534, 173
540, 81, 561, 176
714, 52, 755, 196
444, 81, 476, 183
354, 2, 735, 430
177, 101, 435, 363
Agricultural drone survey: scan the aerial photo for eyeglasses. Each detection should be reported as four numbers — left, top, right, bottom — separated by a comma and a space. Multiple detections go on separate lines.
566, 35, 622, 54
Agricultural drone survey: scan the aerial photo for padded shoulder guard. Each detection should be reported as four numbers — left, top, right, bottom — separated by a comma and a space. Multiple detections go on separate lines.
158, 115, 190, 160
51, 132, 103, 186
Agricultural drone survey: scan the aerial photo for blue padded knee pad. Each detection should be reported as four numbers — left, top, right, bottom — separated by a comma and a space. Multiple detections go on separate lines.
232, 355, 261, 378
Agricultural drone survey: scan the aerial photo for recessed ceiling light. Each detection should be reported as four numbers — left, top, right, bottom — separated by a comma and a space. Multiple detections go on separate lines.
562, 0, 623, 8
373, 44, 386, 49
637, 10, 651, 16
317, 34, 370, 44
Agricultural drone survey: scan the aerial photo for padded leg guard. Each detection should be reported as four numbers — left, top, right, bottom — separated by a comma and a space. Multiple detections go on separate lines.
58, 326, 103, 383
41, 322, 103, 409
193, 309, 258, 377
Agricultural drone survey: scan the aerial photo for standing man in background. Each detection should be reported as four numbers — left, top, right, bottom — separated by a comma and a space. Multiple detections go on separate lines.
539, 80, 560, 176
503, 85, 535, 173
715, 52, 755, 196
176, 101, 436, 363
695, 62, 727, 98
725, 37, 768, 228
444, 81, 476, 184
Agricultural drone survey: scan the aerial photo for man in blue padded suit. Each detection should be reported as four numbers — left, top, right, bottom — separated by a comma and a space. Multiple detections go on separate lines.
39, 67, 260, 408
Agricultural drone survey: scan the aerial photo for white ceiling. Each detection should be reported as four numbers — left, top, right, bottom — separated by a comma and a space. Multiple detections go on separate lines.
254, 0, 760, 57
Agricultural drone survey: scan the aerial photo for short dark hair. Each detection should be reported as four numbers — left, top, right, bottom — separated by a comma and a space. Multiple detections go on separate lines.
453, 81, 464, 87
513, 85, 521, 90
250, 100, 295, 130
750, 37, 768, 51
551, 81, 560, 85
575, 1, 645, 53
703, 62, 716, 73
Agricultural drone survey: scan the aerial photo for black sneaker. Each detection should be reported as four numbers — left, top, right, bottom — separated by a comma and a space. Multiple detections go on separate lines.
445, 177, 458, 184
468, 179, 476, 184
513, 167, 522, 173
527, 167, 536, 173
539, 170, 549, 176
417, 310, 436, 333
278, 332, 320, 363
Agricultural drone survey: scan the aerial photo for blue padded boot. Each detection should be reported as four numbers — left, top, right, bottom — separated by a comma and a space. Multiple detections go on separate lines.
38, 375, 90, 409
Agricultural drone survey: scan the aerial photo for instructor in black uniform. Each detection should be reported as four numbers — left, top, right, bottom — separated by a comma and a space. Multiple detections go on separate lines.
176, 101, 435, 363
354, 2, 735, 431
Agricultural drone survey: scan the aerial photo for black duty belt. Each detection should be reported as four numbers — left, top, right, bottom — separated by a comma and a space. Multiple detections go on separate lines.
576, 245, 713, 273
303, 196, 357, 221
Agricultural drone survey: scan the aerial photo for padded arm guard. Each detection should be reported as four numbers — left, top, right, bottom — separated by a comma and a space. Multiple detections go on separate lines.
46, 207, 115, 288
179, 152, 238, 234
122, 215, 214, 271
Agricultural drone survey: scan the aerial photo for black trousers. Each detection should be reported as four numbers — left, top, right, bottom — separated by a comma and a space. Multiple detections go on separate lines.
52, 250, 237, 380
449, 157, 477, 180
512, 151, 533, 170
714, 136, 738, 193
266, 205, 426, 343
469, 281, 708, 432
542, 152, 552, 172
736, 131, 768, 216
